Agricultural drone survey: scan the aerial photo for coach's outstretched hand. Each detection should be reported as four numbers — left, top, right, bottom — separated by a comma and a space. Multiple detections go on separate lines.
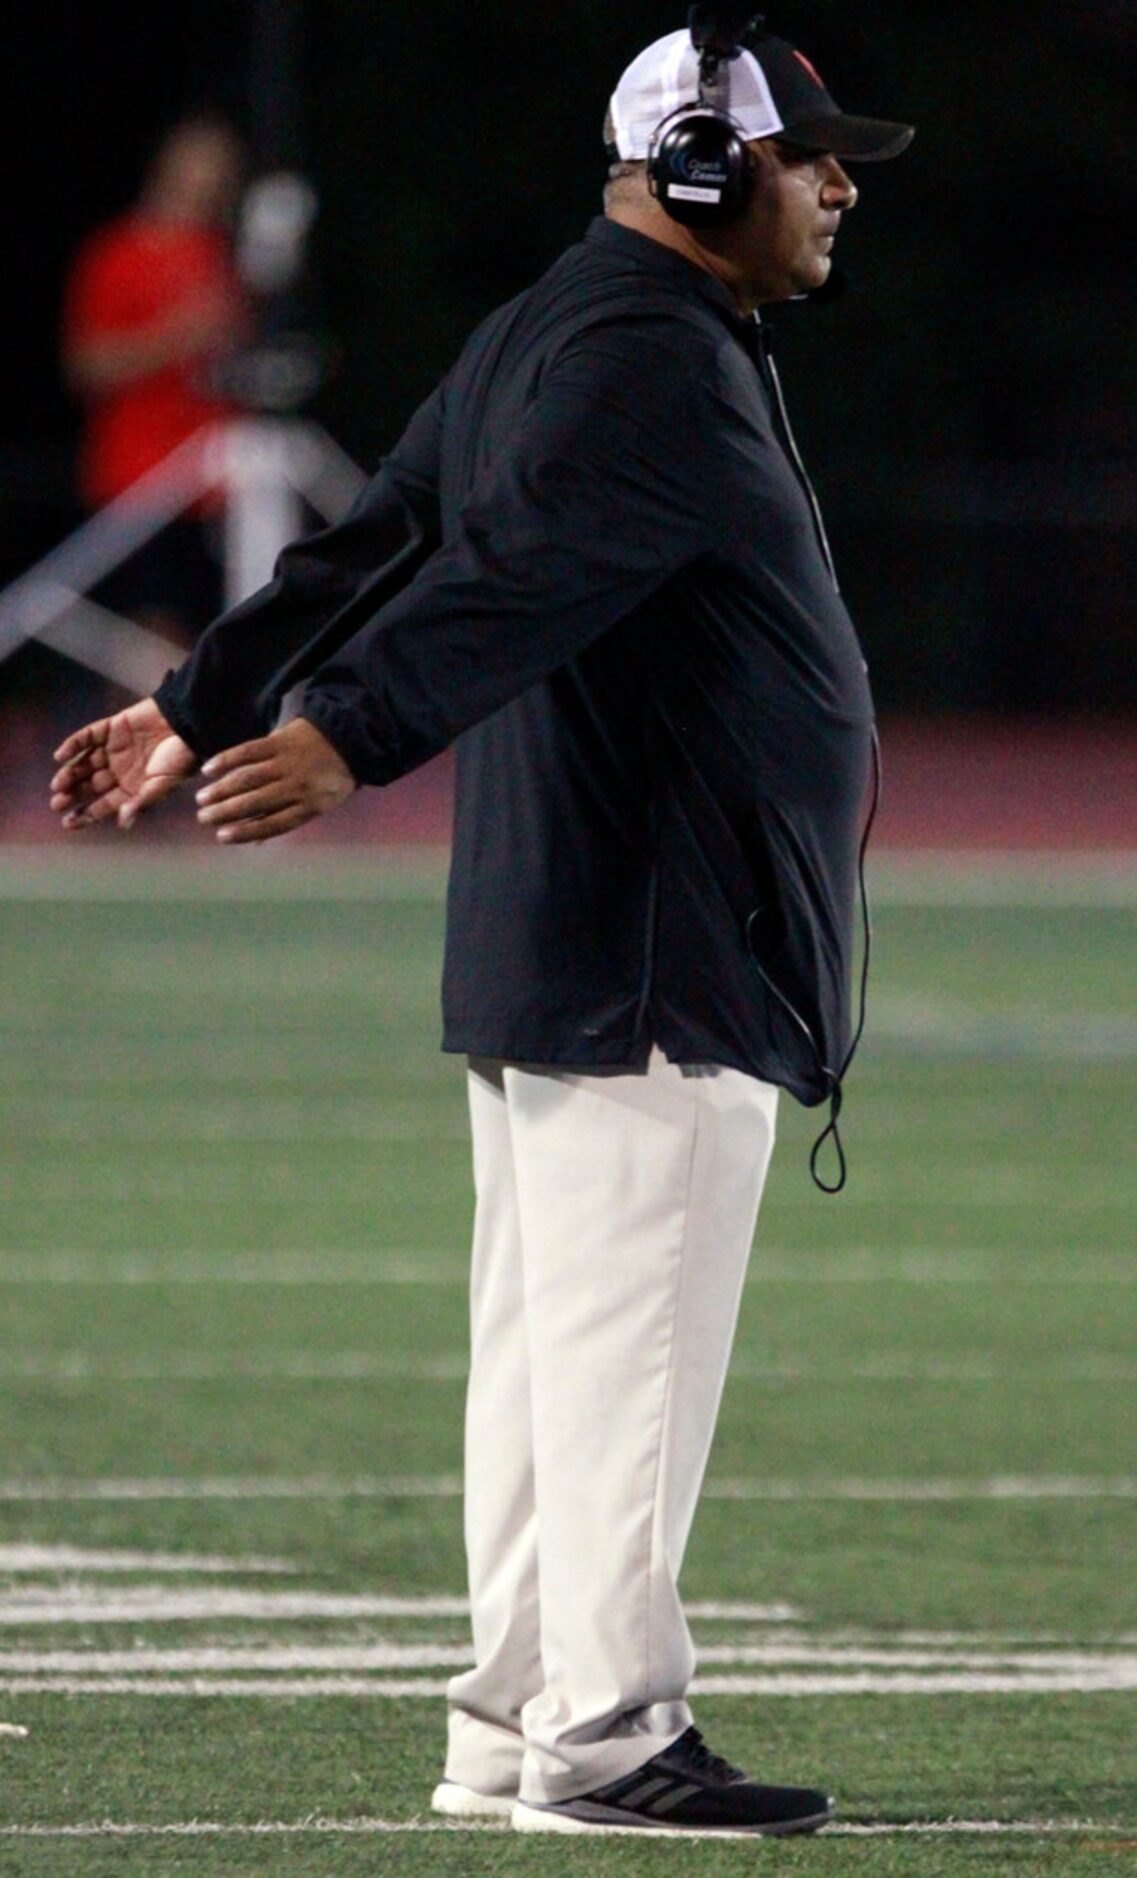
194, 718, 357, 844
51, 699, 197, 831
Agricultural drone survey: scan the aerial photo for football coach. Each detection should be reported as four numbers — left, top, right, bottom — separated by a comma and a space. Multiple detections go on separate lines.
52, 7, 913, 1839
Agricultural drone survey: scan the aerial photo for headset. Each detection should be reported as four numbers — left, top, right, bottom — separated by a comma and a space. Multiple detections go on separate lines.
647, 5, 767, 228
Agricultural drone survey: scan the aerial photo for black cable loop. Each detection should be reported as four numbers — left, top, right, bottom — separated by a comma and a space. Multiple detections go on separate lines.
745, 728, 881, 1196
809, 1076, 847, 1195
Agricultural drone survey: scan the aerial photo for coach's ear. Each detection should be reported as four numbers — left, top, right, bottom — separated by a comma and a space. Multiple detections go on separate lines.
195, 717, 357, 845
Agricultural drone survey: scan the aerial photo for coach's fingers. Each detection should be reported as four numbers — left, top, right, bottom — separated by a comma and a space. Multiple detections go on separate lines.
50, 775, 94, 814
62, 788, 130, 831
194, 759, 278, 811
118, 770, 192, 830
200, 738, 278, 780
51, 763, 117, 819
49, 749, 113, 808
53, 719, 111, 764
50, 747, 100, 791
213, 802, 316, 845
197, 778, 299, 829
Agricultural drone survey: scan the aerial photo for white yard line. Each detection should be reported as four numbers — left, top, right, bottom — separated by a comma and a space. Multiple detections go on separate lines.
753, 1252, 1137, 1286
687, 1601, 802, 1621
2, 1473, 1135, 1504
4, 1669, 1137, 1695
0, 1816, 1126, 1841
1, 846, 1133, 905
704, 1475, 1137, 1502
831, 1821, 1135, 1838
7, 1116, 471, 1145
0, 1591, 472, 1623
0, 1647, 472, 1672
730, 1357, 1137, 1383
0, 1648, 464, 1672
0, 1590, 797, 1625
0, 849, 449, 903
0, 1820, 491, 1839
0, 1677, 454, 1696
3, 1352, 1135, 1383
1, 1249, 1132, 1286
0, 1355, 471, 1382
0, 1253, 469, 1286
868, 855, 1137, 908
867, 1000, 1137, 1063
692, 1670, 1137, 1695
0, 1817, 1128, 1840
0, 1546, 293, 1575
0, 1475, 467, 1502
2, 1646, 1134, 1675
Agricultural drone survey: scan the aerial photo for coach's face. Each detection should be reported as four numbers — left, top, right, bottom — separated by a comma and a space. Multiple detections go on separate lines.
737, 139, 858, 305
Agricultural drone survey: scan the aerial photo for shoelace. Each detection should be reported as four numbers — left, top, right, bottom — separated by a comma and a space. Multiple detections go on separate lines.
680, 1728, 747, 1785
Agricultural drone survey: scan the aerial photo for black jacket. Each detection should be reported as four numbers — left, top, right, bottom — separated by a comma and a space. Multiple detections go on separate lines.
156, 218, 874, 1104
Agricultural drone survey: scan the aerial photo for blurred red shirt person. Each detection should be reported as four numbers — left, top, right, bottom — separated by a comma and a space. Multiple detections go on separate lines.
63, 117, 249, 510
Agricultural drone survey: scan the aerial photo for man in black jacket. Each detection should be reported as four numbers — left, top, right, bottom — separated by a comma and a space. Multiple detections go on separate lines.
52, 12, 912, 1839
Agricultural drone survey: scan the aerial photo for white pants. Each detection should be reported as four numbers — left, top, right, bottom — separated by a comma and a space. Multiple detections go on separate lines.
443, 1049, 778, 1805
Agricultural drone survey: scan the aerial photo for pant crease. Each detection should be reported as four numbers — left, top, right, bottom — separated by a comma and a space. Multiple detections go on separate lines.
641, 1084, 701, 1712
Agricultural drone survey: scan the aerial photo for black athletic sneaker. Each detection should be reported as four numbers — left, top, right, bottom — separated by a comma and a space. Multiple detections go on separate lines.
512, 1726, 833, 1836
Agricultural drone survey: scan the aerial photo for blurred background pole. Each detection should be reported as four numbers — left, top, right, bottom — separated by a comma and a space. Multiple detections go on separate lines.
227, 0, 310, 604
249, 0, 306, 170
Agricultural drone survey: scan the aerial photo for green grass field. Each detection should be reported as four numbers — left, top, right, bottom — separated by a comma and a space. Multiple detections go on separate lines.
0, 845, 1134, 1876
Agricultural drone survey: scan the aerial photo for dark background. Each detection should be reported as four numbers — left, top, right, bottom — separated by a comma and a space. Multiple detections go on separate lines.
2, 0, 1134, 715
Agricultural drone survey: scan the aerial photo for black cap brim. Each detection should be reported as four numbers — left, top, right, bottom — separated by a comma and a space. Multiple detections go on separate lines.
777, 114, 915, 162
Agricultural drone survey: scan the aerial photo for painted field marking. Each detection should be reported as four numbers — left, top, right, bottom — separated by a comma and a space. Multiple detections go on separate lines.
1, 1249, 1132, 1286
705, 1476, 1137, 1503
6, 1114, 471, 1146
755, 1252, 1137, 1287
0, 1818, 1128, 1841
0, 1355, 470, 1382
0, 1475, 466, 1503
867, 857, 1137, 909
691, 1671, 1137, 1695
833, 1823, 1137, 1839
0, 1590, 798, 1625
0, 1591, 471, 1624
0, 1253, 470, 1286
4, 1156, 1131, 1209
0, 849, 450, 903
1, 845, 1133, 906
0, 1647, 473, 1673
729, 1356, 1137, 1383
3, 1645, 1135, 1676
867, 999, 1137, 1063
0, 1546, 293, 1575
4, 1670, 1137, 1697
689, 1602, 803, 1621
3, 1352, 1136, 1384
2, 1474, 1136, 1504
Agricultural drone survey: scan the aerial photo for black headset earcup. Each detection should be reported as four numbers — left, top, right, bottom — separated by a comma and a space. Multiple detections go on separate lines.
648, 108, 753, 227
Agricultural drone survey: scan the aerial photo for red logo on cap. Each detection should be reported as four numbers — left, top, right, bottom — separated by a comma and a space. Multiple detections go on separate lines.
793, 49, 825, 89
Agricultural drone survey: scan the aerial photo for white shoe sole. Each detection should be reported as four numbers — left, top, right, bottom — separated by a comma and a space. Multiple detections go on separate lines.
511, 1801, 833, 1838
430, 1781, 515, 1820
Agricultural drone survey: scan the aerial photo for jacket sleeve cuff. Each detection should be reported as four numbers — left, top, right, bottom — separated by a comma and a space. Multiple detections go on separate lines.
299, 685, 404, 787
153, 672, 212, 759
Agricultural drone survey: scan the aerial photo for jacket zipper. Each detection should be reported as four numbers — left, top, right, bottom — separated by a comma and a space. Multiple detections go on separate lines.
751, 316, 840, 594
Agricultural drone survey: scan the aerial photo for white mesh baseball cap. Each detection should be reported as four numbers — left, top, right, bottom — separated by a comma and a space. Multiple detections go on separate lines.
607, 25, 914, 163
